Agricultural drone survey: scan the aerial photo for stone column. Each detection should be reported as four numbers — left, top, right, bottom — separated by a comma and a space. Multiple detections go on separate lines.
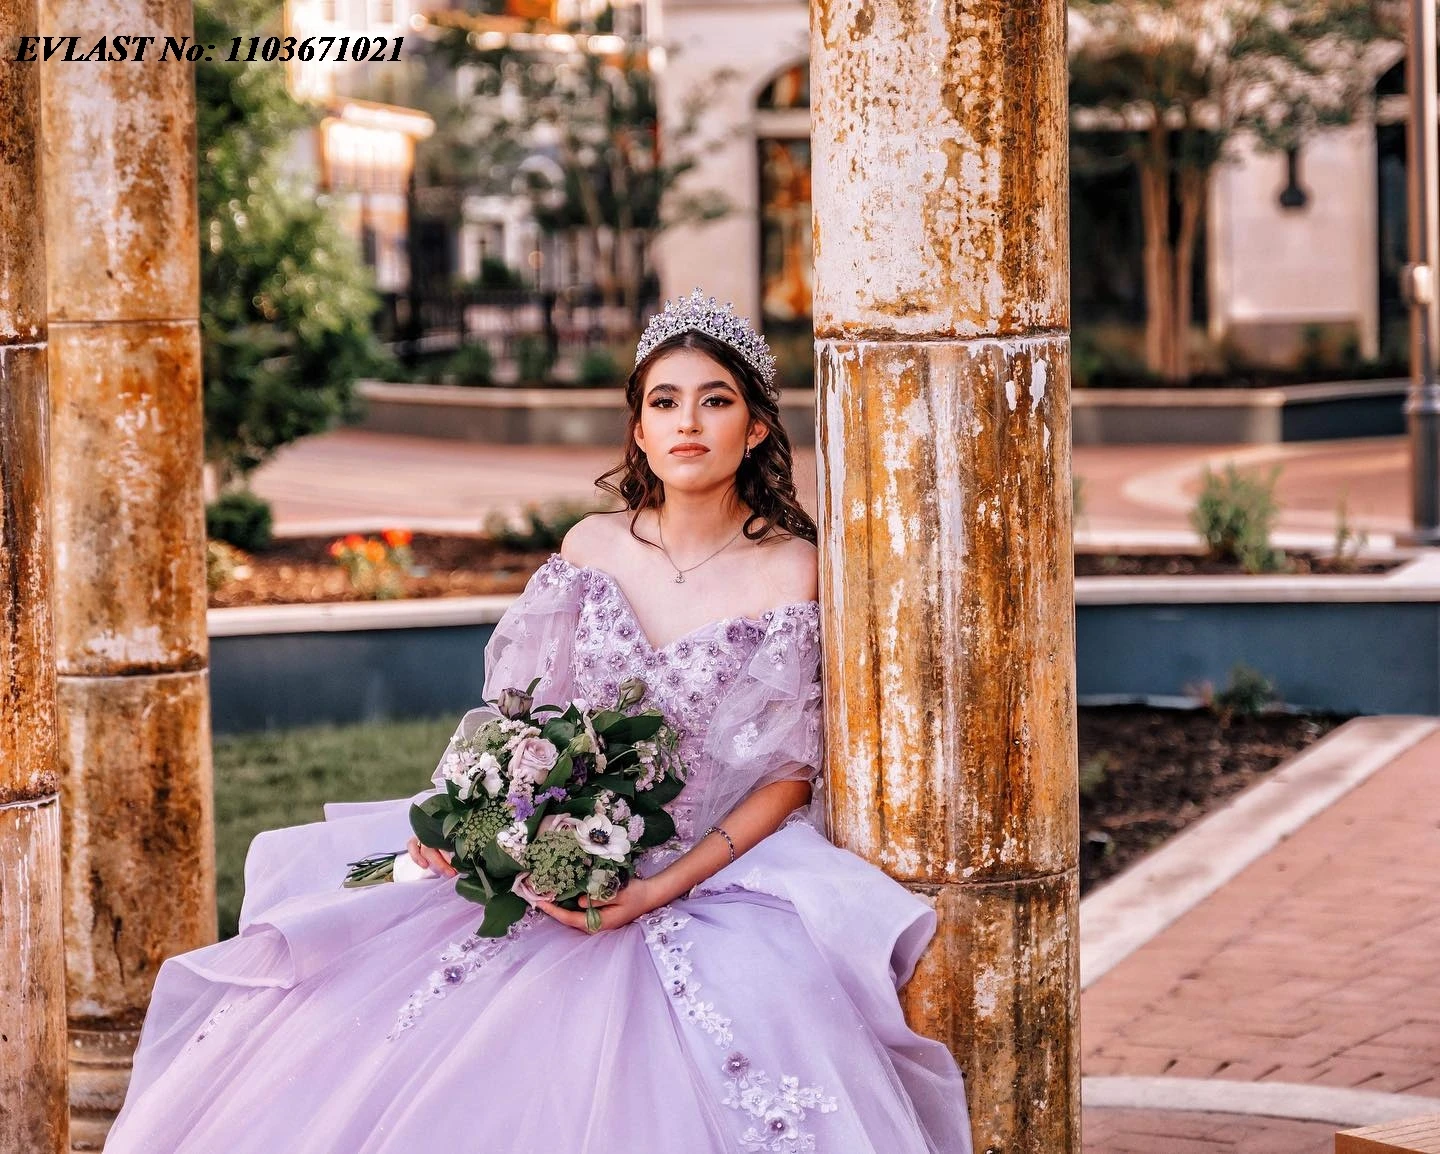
810, 0, 1079, 1149
0, 4, 68, 1149
37, 2, 215, 1147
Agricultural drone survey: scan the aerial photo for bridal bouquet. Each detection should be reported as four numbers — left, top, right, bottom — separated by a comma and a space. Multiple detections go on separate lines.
342, 676, 688, 936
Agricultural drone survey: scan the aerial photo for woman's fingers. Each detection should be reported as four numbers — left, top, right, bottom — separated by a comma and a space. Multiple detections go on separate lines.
406, 837, 425, 867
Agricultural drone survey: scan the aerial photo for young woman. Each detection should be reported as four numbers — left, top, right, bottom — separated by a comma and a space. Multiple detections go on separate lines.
103, 291, 974, 1154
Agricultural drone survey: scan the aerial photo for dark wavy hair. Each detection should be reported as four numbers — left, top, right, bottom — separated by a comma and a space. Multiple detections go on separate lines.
593, 330, 817, 547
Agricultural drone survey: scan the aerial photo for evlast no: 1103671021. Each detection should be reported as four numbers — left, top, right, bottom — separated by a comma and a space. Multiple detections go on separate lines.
12, 34, 405, 64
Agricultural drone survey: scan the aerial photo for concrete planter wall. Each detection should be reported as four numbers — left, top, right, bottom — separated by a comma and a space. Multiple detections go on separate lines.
353, 378, 1405, 449
209, 557, 1440, 733
1070, 379, 1407, 445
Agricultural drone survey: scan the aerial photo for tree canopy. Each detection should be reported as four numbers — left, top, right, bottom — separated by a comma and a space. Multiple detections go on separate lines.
196, 0, 381, 486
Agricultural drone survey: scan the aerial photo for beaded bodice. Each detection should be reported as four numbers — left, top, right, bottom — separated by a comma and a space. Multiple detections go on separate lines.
540, 554, 820, 873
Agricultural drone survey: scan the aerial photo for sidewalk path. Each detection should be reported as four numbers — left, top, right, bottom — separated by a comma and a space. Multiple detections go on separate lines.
1081, 725, 1440, 1151
252, 429, 1410, 546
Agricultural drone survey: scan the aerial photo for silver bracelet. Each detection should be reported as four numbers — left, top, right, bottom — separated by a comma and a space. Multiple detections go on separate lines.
703, 824, 736, 864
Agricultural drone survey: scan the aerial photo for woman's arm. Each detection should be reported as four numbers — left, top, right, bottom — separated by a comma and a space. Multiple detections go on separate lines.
642, 775, 813, 907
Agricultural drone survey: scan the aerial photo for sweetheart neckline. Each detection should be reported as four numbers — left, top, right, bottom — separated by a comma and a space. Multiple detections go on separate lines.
545, 553, 819, 656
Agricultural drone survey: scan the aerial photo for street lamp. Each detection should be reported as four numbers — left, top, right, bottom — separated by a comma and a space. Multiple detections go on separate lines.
1404, 0, 1440, 544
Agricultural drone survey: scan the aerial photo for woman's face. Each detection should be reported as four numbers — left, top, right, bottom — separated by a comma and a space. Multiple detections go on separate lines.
633, 347, 763, 492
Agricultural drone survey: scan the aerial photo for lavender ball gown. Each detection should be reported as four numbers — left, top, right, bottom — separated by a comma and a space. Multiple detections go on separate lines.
104, 554, 973, 1154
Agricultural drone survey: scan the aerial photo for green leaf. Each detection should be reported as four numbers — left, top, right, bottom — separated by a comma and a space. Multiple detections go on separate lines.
442, 811, 466, 839
481, 840, 523, 878
639, 773, 686, 808
455, 874, 492, 905
409, 801, 448, 849
542, 718, 577, 747
635, 808, 675, 848
542, 751, 574, 790
475, 891, 529, 938
586, 773, 635, 798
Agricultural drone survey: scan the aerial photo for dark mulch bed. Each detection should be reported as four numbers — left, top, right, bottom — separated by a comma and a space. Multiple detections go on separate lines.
1077, 705, 1346, 895
1074, 551, 1399, 577
211, 536, 1401, 608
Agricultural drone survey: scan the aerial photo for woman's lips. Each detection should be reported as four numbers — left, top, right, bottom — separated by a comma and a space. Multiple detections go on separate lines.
670, 446, 709, 456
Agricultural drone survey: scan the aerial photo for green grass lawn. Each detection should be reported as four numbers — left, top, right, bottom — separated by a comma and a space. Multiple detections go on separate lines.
214, 716, 457, 939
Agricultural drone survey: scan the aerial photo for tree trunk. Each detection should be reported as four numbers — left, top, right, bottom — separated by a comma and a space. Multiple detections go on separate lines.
1137, 125, 1177, 380
1171, 166, 1207, 383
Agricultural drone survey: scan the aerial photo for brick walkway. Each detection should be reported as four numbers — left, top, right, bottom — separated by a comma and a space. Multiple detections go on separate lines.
251, 428, 1409, 543
1081, 728, 1440, 1151
1084, 1108, 1336, 1152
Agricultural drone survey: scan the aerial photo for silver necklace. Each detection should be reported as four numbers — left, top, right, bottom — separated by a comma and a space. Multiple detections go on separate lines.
656, 513, 745, 583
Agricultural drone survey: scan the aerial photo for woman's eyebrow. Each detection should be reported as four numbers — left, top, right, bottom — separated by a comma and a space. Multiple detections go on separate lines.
646, 380, 738, 396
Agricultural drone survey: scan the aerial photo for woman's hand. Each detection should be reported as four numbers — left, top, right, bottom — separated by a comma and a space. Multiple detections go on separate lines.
534, 876, 657, 934
405, 835, 457, 878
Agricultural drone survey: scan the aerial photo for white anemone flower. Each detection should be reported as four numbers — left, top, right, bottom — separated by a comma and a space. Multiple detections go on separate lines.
574, 813, 631, 861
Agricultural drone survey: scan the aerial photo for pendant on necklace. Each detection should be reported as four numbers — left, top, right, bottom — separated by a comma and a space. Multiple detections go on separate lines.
674, 573, 685, 583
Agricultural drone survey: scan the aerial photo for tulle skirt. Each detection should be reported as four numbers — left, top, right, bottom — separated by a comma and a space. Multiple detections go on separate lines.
103, 796, 973, 1154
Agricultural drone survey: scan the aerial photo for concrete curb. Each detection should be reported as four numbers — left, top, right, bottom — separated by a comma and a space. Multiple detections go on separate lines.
1082, 1076, 1440, 1126
1079, 714, 1440, 988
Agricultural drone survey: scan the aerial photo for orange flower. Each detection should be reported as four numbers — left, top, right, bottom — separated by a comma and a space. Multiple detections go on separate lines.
363, 540, 386, 565
382, 528, 412, 549
343, 534, 365, 551
327, 540, 345, 559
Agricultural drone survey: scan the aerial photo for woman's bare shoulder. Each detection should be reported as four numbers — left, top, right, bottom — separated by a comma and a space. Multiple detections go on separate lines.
753, 533, 818, 604
559, 509, 628, 567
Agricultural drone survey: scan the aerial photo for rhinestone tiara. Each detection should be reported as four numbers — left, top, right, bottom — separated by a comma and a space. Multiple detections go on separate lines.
634, 288, 780, 398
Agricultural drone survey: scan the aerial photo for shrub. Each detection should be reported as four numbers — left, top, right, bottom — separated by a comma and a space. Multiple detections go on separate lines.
444, 344, 495, 387
484, 501, 596, 551
1189, 463, 1287, 573
1332, 493, 1369, 572
1078, 752, 1110, 800
577, 347, 623, 387
514, 335, 555, 384
1210, 663, 1278, 721
206, 490, 273, 552
206, 539, 247, 594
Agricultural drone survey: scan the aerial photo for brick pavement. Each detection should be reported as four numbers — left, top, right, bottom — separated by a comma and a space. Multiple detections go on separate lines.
1083, 1108, 1336, 1152
1080, 729, 1440, 1151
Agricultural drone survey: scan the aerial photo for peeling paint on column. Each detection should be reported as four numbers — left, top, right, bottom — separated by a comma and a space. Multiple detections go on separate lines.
0, 0, 69, 1145
811, 0, 1068, 337
38, 1, 214, 1142
813, 0, 1078, 1140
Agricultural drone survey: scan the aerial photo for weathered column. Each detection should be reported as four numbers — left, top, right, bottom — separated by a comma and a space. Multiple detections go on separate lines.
810, 0, 1078, 1149
38, 2, 215, 1147
0, 4, 68, 1150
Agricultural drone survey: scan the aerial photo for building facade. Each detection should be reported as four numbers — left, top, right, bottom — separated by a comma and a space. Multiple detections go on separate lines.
653, 0, 1407, 372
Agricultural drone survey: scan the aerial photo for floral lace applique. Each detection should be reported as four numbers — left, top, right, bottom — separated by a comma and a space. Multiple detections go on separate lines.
643, 906, 841, 1152
386, 910, 540, 1041
641, 908, 733, 1045
720, 1052, 839, 1154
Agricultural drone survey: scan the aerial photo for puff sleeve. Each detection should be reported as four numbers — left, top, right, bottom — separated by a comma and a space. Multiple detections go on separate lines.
693, 602, 824, 835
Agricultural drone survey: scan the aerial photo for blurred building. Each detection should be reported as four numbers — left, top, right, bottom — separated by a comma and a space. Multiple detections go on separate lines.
283, 0, 436, 292
652, 2, 1408, 371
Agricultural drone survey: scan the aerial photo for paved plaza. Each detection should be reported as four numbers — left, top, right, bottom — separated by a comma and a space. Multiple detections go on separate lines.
252, 429, 1413, 551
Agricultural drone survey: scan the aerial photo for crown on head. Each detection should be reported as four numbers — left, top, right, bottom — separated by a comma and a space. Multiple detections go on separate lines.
634, 288, 780, 398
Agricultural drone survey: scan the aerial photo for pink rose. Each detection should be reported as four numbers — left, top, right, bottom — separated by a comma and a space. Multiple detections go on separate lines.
509, 736, 560, 786
511, 871, 558, 905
